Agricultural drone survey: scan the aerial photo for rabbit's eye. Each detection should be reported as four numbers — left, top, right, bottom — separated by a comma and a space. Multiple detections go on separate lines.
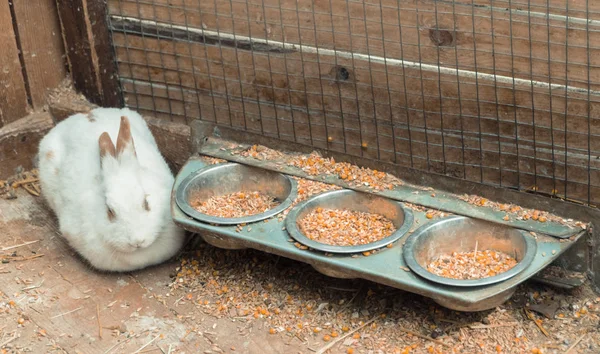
143, 198, 150, 211
107, 206, 116, 221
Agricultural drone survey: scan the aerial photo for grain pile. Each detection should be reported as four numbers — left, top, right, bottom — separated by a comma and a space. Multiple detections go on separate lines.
226, 144, 588, 230
427, 250, 518, 280
168, 242, 600, 354
191, 192, 280, 218
239, 144, 285, 160
232, 146, 403, 192
403, 203, 450, 220
287, 152, 402, 191
199, 156, 227, 165
196, 155, 342, 223
297, 208, 396, 246
459, 195, 586, 229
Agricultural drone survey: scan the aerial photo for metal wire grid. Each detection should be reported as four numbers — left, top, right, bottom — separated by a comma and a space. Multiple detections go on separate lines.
106, 0, 600, 206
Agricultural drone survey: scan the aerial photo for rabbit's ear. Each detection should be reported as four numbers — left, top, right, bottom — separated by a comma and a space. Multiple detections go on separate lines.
116, 116, 136, 157
98, 132, 116, 159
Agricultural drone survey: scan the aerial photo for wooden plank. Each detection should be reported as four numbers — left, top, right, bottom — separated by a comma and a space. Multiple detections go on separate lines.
0, 112, 54, 179
116, 58, 600, 205
121, 77, 600, 204
144, 115, 192, 172
0, 194, 212, 354
107, 0, 600, 92
106, 0, 600, 204
0, 191, 333, 354
0, 0, 29, 126
0, 291, 70, 353
55, 0, 100, 104
47, 82, 96, 122
87, 0, 124, 107
12, 0, 67, 109
111, 33, 600, 153
470, 0, 600, 19
55, 0, 122, 107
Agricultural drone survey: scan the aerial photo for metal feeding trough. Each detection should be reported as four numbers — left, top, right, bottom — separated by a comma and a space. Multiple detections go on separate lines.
402, 216, 538, 311
403, 216, 537, 287
285, 189, 413, 278
171, 156, 587, 312
285, 190, 414, 254
175, 163, 297, 248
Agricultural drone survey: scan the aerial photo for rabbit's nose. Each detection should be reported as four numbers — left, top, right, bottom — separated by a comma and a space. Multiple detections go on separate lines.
130, 241, 144, 248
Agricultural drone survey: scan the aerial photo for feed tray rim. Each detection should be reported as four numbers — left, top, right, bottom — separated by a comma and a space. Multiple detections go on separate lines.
284, 189, 414, 254
175, 162, 298, 225
171, 156, 584, 311
403, 215, 538, 287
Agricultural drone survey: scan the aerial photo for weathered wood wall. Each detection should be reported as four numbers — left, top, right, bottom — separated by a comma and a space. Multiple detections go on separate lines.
0, 0, 67, 126
0, 0, 28, 126
55, 0, 123, 108
106, 0, 600, 205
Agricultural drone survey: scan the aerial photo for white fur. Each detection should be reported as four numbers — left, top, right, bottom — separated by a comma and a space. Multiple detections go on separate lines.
38, 107, 185, 272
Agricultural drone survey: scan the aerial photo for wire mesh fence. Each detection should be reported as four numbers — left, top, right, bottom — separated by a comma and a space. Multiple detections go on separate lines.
105, 0, 600, 206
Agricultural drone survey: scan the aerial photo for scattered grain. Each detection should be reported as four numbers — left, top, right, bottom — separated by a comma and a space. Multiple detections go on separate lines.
200, 156, 227, 165
167, 238, 600, 354
297, 208, 396, 246
287, 152, 402, 191
191, 191, 279, 218
427, 250, 518, 280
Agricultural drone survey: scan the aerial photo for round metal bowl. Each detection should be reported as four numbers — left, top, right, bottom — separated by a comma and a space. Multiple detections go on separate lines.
285, 190, 414, 253
202, 232, 247, 250
176, 163, 297, 225
403, 215, 537, 287
312, 263, 355, 279
433, 287, 517, 312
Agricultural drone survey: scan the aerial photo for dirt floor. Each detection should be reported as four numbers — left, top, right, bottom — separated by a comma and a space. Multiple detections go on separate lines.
1, 186, 599, 353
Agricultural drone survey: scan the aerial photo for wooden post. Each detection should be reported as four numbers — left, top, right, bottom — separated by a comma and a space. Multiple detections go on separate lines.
0, 0, 29, 126
55, 0, 122, 108
11, 0, 67, 109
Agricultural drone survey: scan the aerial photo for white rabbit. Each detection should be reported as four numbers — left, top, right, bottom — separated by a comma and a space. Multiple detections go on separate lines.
38, 107, 185, 272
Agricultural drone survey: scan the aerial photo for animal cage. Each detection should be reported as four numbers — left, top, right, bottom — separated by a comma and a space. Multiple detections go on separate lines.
54, 0, 600, 305
105, 0, 600, 204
